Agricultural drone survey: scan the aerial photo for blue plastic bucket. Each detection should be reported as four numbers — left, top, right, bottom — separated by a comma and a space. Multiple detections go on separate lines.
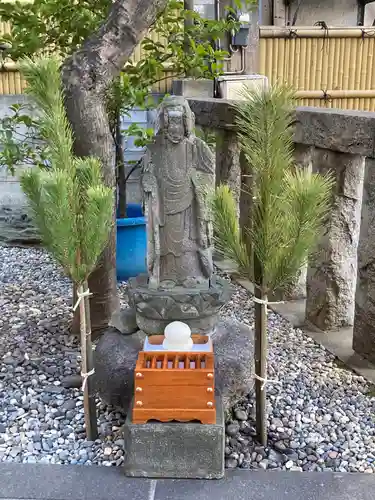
116, 203, 147, 282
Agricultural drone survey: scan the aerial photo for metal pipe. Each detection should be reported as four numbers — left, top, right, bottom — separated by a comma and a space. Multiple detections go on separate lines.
215, 0, 220, 22
214, 0, 221, 51
222, 46, 246, 75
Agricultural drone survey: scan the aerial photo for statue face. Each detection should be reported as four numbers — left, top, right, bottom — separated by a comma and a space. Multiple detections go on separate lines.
164, 104, 185, 143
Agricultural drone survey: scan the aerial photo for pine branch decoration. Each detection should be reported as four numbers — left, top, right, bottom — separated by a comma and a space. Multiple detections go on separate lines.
210, 84, 334, 446
19, 55, 114, 441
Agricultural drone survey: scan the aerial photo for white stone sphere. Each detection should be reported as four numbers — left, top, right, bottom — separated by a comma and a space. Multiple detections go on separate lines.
163, 321, 193, 351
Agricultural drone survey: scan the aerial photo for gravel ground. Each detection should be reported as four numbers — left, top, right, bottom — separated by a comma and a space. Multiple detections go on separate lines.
1, 246, 375, 471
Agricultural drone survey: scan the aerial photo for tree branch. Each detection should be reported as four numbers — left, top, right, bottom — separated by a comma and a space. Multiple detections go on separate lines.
62, 0, 169, 96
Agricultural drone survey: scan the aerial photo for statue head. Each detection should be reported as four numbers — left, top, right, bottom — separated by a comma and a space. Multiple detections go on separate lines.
156, 96, 195, 143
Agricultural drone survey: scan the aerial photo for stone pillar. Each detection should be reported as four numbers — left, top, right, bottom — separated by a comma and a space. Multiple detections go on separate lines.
353, 158, 375, 362
216, 130, 241, 218
306, 149, 365, 330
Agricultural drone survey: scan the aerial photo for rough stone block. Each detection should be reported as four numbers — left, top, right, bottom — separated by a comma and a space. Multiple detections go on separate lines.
110, 308, 139, 335
212, 318, 254, 412
123, 397, 225, 479
94, 328, 146, 409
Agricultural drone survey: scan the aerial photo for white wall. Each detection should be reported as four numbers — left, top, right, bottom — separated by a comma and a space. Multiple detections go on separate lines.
288, 0, 359, 26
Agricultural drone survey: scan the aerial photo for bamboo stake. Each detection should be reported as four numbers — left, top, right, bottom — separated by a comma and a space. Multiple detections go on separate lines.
254, 256, 268, 447
78, 282, 98, 441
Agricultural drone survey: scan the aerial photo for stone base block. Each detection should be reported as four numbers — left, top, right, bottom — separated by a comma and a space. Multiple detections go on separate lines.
123, 397, 225, 479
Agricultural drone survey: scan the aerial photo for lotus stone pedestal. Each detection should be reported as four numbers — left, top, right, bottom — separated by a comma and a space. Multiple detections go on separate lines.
127, 274, 232, 335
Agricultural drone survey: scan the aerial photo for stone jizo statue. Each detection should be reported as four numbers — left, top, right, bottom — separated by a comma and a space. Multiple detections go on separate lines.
141, 96, 215, 290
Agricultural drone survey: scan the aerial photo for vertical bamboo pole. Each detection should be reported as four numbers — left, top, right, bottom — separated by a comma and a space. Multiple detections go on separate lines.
355, 37, 363, 111
361, 40, 369, 111
327, 38, 334, 92
338, 37, 345, 92
294, 37, 301, 91
366, 39, 374, 111
277, 38, 285, 85
343, 38, 351, 110
78, 282, 98, 441
336, 38, 343, 110
348, 39, 355, 110
288, 39, 295, 88
266, 38, 273, 85
299, 38, 306, 93
306, 38, 312, 104
272, 39, 279, 85
3, 71, 9, 94
314, 38, 322, 94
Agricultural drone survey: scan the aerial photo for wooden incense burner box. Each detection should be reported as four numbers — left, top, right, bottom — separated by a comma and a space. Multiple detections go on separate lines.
132, 335, 216, 424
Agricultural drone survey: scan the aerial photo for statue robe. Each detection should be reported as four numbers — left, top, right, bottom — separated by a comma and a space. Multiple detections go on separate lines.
142, 133, 214, 289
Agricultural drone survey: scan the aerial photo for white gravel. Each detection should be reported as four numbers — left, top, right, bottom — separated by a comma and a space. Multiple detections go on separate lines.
1, 246, 375, 471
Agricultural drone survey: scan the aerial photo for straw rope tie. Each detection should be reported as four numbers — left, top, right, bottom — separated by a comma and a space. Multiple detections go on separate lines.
81, 368, 95, 392
252, 296, 284, 316
252, 296, 282, 390
72, 288, 95, 391
253, 373, 281, 391
73, 288, 92, 312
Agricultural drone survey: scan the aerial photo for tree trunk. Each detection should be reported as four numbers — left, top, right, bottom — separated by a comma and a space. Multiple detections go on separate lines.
62, 0, 169, 337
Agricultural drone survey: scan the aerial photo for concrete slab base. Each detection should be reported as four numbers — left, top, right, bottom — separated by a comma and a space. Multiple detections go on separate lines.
0, 464, 375, 500
123, 397, 225, 479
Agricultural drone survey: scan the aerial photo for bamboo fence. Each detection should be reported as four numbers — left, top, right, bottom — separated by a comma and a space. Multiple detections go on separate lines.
259, 26, 375, 111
